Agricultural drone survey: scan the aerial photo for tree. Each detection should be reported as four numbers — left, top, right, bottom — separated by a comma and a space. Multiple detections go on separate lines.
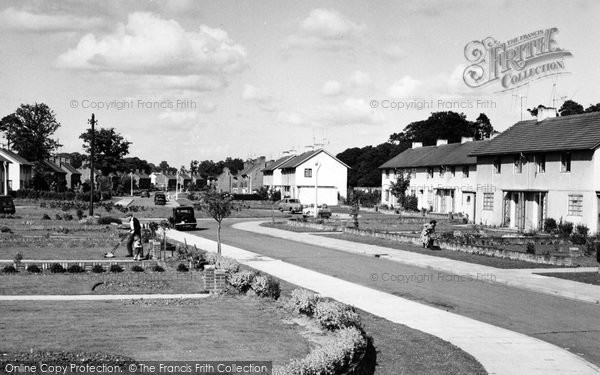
585, 103, 600, 113
0, 103, 61, 163
201, 190, 235, 255
80, 127, 131, 176
159, 161, 170, 172
559, 100, 584, 117
389, 171, 411, 210
472, 113, 494, 140
56, 152, 85, 169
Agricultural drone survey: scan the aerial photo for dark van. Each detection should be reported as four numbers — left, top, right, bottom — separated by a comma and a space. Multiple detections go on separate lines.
169, 206, 197, 230
154, 192, 166, 205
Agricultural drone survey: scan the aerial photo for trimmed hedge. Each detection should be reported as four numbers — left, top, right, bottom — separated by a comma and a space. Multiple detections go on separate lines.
314, 300, 362, 331
286, 289, 321, 316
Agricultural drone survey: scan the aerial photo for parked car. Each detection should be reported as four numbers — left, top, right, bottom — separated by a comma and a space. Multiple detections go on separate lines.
140, 190, 150, 198
169, 206, 197, 230
278, 198, 303, 213
0, 195, 15, 215
154, 192, 166, 205
302, 203, 332, 219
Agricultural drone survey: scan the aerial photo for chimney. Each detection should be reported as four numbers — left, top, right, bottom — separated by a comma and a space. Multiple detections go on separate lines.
412, 142, 423, 149
305, 145, 315, 152
436, 139, 448, 146
461, 137, 473, 144
536, 106, 558, 122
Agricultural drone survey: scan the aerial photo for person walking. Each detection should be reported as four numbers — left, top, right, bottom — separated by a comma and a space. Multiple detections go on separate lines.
126, 212, 141, 257
420, 220, 437, 249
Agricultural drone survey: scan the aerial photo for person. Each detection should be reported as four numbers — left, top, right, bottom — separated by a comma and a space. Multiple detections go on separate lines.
126, 212, 141, 257
420, 220, 437, 249
133, 234, 144, 261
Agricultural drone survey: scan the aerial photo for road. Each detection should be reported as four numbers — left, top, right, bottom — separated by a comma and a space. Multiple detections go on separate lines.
190, 218, 600, 367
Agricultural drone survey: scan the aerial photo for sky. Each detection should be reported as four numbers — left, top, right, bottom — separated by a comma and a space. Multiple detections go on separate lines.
0, 0, 599, 168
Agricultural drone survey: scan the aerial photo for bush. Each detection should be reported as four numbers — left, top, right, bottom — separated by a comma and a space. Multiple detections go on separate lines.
97, 216, 122, 225
228, 270, 256, 293
63, 213, 74, 221
131, 265, 144, 272
109, 264, 123, 273
526, 242, 536, 254
55, 214, 63, 221
177, 263, 189, 272
76, 209, 85, 220
287, 289, 321, 316
67, 264, 85, 273
2, 265, 17, 274
571, 224, 589, 245
251, 274, 281, 299
557, 220, 573, 238
41, 214, 51, 220
402, 195, 419, 212
91, 264, 105, 273
49, 263, 66, 273
543, 218, 557, 233
206, 253, 239, 274
314, 300, 362, 331
152, 265, 165, 272
27, 264, 42, 273
584, 236, 600, 257
0, 226, 12, 233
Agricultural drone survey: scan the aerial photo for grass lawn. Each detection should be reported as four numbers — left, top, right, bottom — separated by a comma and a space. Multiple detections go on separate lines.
0, 297, 310, 364
537, 271, 600, 286
262, 220, 338, 233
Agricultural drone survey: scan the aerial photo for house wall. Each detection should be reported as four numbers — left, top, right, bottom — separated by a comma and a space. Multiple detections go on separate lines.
475, 150, 599, 233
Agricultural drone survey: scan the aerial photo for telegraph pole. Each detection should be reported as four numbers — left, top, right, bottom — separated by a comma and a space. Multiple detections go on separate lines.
88, 114, 97, 216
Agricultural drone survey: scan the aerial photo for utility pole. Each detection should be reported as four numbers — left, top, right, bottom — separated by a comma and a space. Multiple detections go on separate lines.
512, 94, 527, 121
88, 114, 97, 216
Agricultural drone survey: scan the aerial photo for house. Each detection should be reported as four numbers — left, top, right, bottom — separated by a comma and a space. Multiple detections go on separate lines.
132, 171, 151, 190
275, 148, 348, 206
150, 172, 177, 190
380, 138, 487, 222
177, 172, 192, 190
0, 148, 33, 191
262, 154, 296, 193
235, 156, 268, 194
41, 159, 67, 191
214, 167, 235, 193
51, 156, 81, 190
0, 155, 10, 195
470, 109, 600, 233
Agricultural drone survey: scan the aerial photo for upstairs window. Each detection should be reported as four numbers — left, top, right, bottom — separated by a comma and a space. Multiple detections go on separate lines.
427, 167, 434, 179
462, 166, 470, 178
493, 157, 501, 174
535, 154, 545, 173
450, 166, 456, 177
561, 152, 571, 173
304, 168, 312, 178
513, 155, 523, 174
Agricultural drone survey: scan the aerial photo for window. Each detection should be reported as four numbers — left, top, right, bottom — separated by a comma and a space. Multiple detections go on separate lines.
561, 152, 571, 173
513, 155, 523, 174
384, 189, 390, 202
493, 157, 501, 174
411, 168, 417, 178
304, 168, 312, 178
462, 166, 470, 178
385, 169, 389, 178
568, 194, 583, 216
450, 166, 456, 177
427, 167, 433, 179
483, 193, 494, 211
535, 154, 545, 173
438, 166, 444, 177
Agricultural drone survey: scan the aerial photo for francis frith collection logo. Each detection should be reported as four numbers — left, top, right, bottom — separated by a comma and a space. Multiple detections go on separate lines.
463, 28, 572, 92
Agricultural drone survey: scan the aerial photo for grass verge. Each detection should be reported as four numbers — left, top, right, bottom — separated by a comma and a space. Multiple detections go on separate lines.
537, 271, 600, 286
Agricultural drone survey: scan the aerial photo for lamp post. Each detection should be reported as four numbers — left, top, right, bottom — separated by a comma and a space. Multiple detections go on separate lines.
314, 161, 321, 218
130, 171, 133, 197
175, 170, 180, 200
88, 114, 96, 216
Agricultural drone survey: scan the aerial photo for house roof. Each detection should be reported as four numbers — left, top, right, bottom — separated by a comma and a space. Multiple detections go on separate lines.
262, 155, 296, 172
0, 155, 10, 164
42, 160, 67, 174
133, 171, 150, 179
471, 111, 600, 156
380, 140, 489, 169
279, 149, 350, 169
0, 148, 33, 165
59, 163, 81, 175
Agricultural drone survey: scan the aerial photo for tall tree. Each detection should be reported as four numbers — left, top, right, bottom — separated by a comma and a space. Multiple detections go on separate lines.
585, 103, 600, 113
390, 171, 411, 209
201, 190, 235, 255
559, 100, 584, 116
472, 113, 494, 140
0, 103, 61, 163
80, 127, 131, 176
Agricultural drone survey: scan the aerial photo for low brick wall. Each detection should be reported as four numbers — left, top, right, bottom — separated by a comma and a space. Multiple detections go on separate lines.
0, 259, 160, 271
202, 265, 227, 293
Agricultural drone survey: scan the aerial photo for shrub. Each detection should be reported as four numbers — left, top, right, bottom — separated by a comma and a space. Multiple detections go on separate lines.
109, 264, 123, 273
314, 300, 362, 331
131, 265, 144, 272
1, 226, 12, 233
27, 264, 42, 273
2, 265, 17, 274
152, 265, 165, 272
543, 218, 557, 233
571, 224, 589, 245
206, 253, 239, 274
250, 274, 281, 299
67, 264, 85, 273
41, 214, 51, 220
76, 209, 84, 220
176, 263, 189, 272
287, 289, 321, 316
49, 263, 66, 273
13, 252, 23, 265
228, 270, 256, 293
91, 264, 105, 273
526, 242, 536, 254
557, 220, 573, 238
63, 213, 74, 221
97, 216, 122, 225
55, 214, 63, 221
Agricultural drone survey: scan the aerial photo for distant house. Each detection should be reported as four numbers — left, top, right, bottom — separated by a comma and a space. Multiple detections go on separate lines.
50, 156, 81, 190
0, 148, 33, 191
177, 172, 192, 189
235, 156, 268, 194
41, 159, 67, 192
262, 154, 295, 193
151, 172, 176, 190
132, 171, 151, 190
470, 109, 600, 233
215, 167, 235, 193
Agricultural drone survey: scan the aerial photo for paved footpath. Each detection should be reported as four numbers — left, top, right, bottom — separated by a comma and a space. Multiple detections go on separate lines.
234, 221, 600, 305
166, 229, 600, 375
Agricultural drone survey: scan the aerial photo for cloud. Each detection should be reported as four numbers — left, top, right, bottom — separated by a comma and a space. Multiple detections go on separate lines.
321, 80, 343, 97
285, 8, 365, 51
276, 111, 305, 126
57, 12, 247, 77
388, 76, 422, 98
242, 84, 278, 112
315, 98, 385, 127
0, 7, 108, 32
349, 70, 372, 88
381, 44, 407, 61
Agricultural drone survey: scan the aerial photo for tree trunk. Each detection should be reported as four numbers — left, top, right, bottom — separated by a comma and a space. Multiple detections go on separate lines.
217, 221, 222, 255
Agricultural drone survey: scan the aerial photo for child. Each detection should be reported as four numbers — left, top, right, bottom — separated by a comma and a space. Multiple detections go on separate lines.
420, 220, 437, 249
133, 235, 144, 261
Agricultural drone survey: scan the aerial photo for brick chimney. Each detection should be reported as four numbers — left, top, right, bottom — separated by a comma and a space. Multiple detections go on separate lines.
461, 137, 474, 144
436, 139, 448, 146
536, 106, 558, 122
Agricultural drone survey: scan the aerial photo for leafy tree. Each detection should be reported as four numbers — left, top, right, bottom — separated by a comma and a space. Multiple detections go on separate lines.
56, 152, 85, 169
80, 127, 131, 176
585, 103, 600, 113
390, 171, 411, 210
472, 113, 494, 140
223, 157, 244, 175
0, 103, 61, 163
201, 190, 235, 255
159, 161, 170, 172
122, 157, 152, 174
559, 100, 584, 116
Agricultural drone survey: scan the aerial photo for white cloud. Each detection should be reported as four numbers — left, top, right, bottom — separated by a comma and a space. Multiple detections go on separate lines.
0, 7, 108, 32
381, 44, 407, 61
285, 8, 365, 51
388, 76, 422, 98
321, 80, 343, 97
349, 70, 372, 88
242, 84, 278, 112
57, 12, 247, 77
276, 111, 305, 126
315, 98, 385, 127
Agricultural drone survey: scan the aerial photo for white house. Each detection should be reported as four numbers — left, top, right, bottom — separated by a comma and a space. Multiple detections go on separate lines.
0, 148, 33, 191
380, 138, 487, 222
275, 148, 348, 206
262, 154, 295, 192
471, 109, 600, 233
